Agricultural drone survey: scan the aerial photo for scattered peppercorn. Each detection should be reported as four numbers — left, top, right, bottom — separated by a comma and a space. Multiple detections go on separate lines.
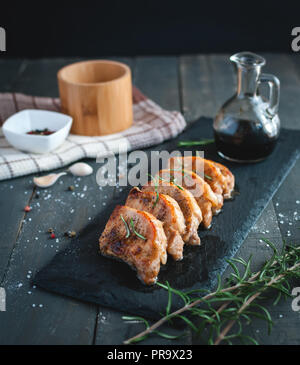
68, 185, 75, 191
35, 192, 40, 199
24, 205, 31, 212
27, 128, 55, 136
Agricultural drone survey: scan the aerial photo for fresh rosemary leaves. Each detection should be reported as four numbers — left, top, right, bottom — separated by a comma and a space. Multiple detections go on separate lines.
130, 218, 146, 241
120, 214, 130, 238
120, 215, 146, 240
178, 139, 214, 147
123, 240, 300, 345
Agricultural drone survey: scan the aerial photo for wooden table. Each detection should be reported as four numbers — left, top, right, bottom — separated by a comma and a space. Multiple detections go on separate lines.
0, 54, 299, 345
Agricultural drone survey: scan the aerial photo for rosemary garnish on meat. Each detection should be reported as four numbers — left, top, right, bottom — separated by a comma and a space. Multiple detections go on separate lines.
130, 218, 146, 241
123, 240, 300, 345
120, 214, 130, 239
204, 174, 213, 181
120, 215, 147, 240
178, 139, 214, 147
158, 175, 184, 191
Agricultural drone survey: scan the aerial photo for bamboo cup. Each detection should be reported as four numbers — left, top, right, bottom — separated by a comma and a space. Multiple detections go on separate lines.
57, 60, 133, 136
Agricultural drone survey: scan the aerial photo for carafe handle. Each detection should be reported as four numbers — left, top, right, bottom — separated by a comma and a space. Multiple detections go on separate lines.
259, 73, 280, 116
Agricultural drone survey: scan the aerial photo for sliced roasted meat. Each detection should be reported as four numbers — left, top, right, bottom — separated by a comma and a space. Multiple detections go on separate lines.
157, 169, 219, 229
168, 156, 225, 212
142, 180, 202, 245
209, 161, 235, 198
99, 205, 167, 285
125, 187, 186, 261
168, 156, 235, 200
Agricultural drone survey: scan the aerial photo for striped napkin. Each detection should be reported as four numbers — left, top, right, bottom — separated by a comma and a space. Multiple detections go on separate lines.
0, 87, 186, 181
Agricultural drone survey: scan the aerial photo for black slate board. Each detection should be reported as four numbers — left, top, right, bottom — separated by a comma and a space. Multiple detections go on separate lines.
34, 117, 300, 319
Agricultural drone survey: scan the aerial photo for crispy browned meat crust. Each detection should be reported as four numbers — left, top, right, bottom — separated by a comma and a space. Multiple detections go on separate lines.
99, 205, 167, 285
142, 181, 202, 245
168, 156, 226, 211
157, 169, 218, 229
126, 187, 186, 261
99, 158, 234, 285
209, 160, 235, 198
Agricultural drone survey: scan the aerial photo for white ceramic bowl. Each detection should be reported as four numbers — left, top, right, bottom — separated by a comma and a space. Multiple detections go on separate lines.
2, 109, 73, 154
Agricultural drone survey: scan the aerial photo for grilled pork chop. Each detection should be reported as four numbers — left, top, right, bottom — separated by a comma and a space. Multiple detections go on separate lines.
168, 156, 226, 213
99, 205, 167, 285
210, 161, 235, 198
125, 187, 186, 261
157, 169, 219, 229
142, 180, 202, 245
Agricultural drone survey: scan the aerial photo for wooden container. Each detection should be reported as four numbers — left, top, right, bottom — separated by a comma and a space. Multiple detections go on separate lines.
57, 60, 133, 136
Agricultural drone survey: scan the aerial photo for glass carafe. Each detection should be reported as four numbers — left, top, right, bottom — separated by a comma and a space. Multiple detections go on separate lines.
213, 52, 280, 163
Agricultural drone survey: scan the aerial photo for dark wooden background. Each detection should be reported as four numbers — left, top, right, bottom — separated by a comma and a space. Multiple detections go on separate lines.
0, 54, 299, 345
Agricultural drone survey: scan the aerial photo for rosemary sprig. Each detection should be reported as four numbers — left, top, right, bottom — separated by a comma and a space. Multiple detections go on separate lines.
123, 241, 300, 345
178, 139, 214, 147
130, 218, 146, 241
120, 214, 130, 238
204, 174, 213, 181
158, 175, 184, 191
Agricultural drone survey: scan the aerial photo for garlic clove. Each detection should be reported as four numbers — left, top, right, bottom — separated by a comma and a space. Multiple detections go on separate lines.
33, 172, 67, 188
68, 162, 93, 176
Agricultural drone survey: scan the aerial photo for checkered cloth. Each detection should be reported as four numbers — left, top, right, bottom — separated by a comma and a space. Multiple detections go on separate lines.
0, 87, 186, 181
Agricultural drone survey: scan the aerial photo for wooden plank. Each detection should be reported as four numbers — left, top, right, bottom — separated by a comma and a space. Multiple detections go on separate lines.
0, 55, 298, 345
273, 160, 300, 242
261, 53, 300, 130
0, 57, 97, 343
0, 58, 137, 344
11, 58, 82, 97
11, 57, 134, 97
95, 56, 191, 345
133, 56, 181, 111
179, 54, 289, 345
0, 59, 26, 92
0, 164, 101, 344
262, 53, 300, 344
0, 60, 36, 281
179, 54, 234, 122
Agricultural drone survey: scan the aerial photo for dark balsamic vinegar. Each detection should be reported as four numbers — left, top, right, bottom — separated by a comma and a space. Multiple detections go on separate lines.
214, 118, 278, 162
